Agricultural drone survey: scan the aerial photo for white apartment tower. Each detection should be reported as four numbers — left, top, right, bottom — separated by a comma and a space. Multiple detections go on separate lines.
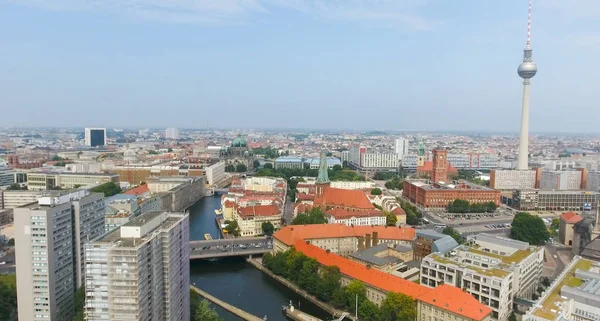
165, 128, 179, 140
14, 190, 106, 321
84, 211, 190, 321
394, 138, 409, 159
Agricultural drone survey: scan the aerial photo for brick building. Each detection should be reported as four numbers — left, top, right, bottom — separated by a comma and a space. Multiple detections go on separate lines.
403, 180, 501, 210
416, 148, 458, 183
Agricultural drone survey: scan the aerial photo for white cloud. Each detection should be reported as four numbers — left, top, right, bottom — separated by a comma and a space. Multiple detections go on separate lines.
7, 0, 438, 29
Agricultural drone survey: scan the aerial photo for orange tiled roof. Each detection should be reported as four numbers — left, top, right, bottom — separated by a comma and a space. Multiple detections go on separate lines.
326, 208, 383, 219
561, 211, 583, 224
124, 184, 149, 196
296, 193, 315, 201
237, 204, 280, 218
314, 187, 374, 209
273, 224, 416, 246
294, 240, 430, 298
416, 284, 492, 321
391, 207, 406, 216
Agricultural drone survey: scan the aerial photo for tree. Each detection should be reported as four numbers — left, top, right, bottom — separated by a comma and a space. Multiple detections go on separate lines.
370, 188, 382, 195
442, 226, 463, 244
6, 183, 23, 190
542, 277, 551, 287
90, 182, 122, 197
385, 212, 397, 226
317, 265, 342, 302
7, 239, 14, 246
225, 164, 235, 172
263, 163, 273, 169
510, 212, 550, 245
332, 164, 342, 171
261, 221, 275, 236
550, 218, 560, 230
236, 164, 247, 172
342, 160, 349, 168
0, 274, 17, 321
191, 293, 223, 321
73, 286, 85, 321
224, 220, 240, 237
401, 200, 423, 226
384, 177, 404, 190
374, 172, 395, 180
292, 207, 328, 225
147, 150, 159, 155
167, 147, 173, 152
508, 313, 518, 321
253, 160, 260, 168
51, 155, 64, 161
380, 292, 417, 321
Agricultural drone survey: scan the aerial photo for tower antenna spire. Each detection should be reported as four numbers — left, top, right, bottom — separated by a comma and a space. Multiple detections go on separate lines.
526, 0, 532, 47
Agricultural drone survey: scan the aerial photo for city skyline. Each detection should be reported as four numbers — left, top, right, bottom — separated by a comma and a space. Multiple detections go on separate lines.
1, 1, 599, 131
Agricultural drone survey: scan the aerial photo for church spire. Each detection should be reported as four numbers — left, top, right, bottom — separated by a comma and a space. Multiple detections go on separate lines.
316, 149, 330, 184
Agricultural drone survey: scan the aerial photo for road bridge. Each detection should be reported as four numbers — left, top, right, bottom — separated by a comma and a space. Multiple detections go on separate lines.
190, 237, 272, 260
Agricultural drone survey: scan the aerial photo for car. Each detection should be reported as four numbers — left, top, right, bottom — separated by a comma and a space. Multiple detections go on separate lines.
221, 248, 228, 252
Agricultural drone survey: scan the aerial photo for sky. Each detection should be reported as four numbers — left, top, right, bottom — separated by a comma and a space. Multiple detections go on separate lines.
1, 0, 599, 132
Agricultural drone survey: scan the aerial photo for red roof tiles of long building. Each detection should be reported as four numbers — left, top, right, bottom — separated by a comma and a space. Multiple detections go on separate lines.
294, 240, 430, 298
237, 204, 280, 218
416, 284, 492, 321
314, 187, 374, 209
274, 224, 415, 246
124, 184, 149, 196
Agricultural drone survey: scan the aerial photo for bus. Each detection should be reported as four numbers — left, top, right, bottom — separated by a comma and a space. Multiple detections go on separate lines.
434, 224, 447, 229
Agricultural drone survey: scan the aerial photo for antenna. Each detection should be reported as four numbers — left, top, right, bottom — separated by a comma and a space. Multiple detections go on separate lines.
526, 0, 532, 47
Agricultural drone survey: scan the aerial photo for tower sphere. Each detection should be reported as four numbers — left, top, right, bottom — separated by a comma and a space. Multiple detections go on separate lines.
518, 61, 537, 79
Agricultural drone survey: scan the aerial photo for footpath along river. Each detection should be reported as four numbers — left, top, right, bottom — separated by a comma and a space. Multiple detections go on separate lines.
188, 194, 331, 321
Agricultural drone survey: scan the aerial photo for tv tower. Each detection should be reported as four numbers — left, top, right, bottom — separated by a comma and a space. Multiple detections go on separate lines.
516, 0, 538, 170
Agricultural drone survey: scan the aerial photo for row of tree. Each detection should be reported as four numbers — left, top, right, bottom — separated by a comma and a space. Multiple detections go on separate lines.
263, 248, 417, 321
252, 147, 280, 159
399, 200, 423, 225
191, 290, 223, 321
225, 164, 247, 173
292, 207, 328, 225
0, 274, 17, 321
384, 177, 404, 190
446, 200, 497, 213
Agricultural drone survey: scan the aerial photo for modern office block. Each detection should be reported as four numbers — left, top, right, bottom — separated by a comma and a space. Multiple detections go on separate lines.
84, 128, 107, 147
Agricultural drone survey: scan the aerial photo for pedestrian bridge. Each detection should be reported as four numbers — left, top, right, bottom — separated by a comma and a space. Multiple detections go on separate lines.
190, 237, 272, 260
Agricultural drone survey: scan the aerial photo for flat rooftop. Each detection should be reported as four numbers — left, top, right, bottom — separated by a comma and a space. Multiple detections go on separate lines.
95, 212, 183, 248
408, 180, 494, 191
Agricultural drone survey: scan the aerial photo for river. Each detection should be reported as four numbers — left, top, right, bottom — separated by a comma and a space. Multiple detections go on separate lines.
188, 194, 331, 321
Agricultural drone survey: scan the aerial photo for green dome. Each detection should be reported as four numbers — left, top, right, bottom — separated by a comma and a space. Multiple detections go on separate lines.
231, 135, 247, 148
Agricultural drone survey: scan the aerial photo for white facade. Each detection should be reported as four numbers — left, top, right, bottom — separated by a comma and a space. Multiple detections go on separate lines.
330, 181, 375, 190
205, 161, 226, 185
491, 169, 537, 190
326, 214, 386, 226
361, 153, 398, 169
421, 234, 544, 321
394, 138, 409, 158
84, 212, 190, 321
0, 190, 44, 208
540, 170, 582, 190
165, 127, 179, 140
84, 128, 106, 147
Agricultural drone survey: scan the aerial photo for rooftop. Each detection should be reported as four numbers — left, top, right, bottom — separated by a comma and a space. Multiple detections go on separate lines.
532, 258, 595, 320
349, 242, 412, 266
430, 253, 510, 278
274, 224, 416, 246
314, 187, 374, 209
417, 284, 492, 321
561, 211, 584, 224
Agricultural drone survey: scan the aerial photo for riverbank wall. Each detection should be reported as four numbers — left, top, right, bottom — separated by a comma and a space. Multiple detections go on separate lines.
247, 258, 356, 321
190, 285, 265, 321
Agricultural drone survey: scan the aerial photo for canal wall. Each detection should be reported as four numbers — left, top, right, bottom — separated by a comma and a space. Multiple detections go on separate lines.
190, 285, 265, 321
246, 258, 356, 321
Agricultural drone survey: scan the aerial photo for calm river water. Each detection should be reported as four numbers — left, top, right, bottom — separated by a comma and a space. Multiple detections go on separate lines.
188, 194, 331, 321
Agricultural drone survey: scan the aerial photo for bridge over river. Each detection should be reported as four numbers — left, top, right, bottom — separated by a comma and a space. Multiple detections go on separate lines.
190, 237, 272, 259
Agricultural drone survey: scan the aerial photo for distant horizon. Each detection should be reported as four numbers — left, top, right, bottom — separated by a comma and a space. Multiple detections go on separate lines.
2, 126, 600, 137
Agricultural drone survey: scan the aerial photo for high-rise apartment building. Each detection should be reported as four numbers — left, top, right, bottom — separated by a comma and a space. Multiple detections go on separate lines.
84, 211, 190, 321
165, 128, 179, 140
490, 169, 540, 190
14, 190, 106, 321
394, 138, 409, 159
84, 128, 107, 147
539, 170, 585, 190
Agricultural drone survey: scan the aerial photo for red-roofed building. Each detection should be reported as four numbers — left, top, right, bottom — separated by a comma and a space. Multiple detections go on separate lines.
124, 184, 150, 197
294, 240, 430, 304
325, 208, 386, 226
560, 211, 584, 246
273, 224, 416, 255
416, 284, 492, 321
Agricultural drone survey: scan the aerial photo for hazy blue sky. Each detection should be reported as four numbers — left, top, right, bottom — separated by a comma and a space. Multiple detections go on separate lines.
1, 0, 599, 132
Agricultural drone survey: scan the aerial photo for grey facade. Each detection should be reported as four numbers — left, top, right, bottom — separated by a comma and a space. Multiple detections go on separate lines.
72, 193, 105, 288
84, 211, 190, 321
14, 202, 75, 321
